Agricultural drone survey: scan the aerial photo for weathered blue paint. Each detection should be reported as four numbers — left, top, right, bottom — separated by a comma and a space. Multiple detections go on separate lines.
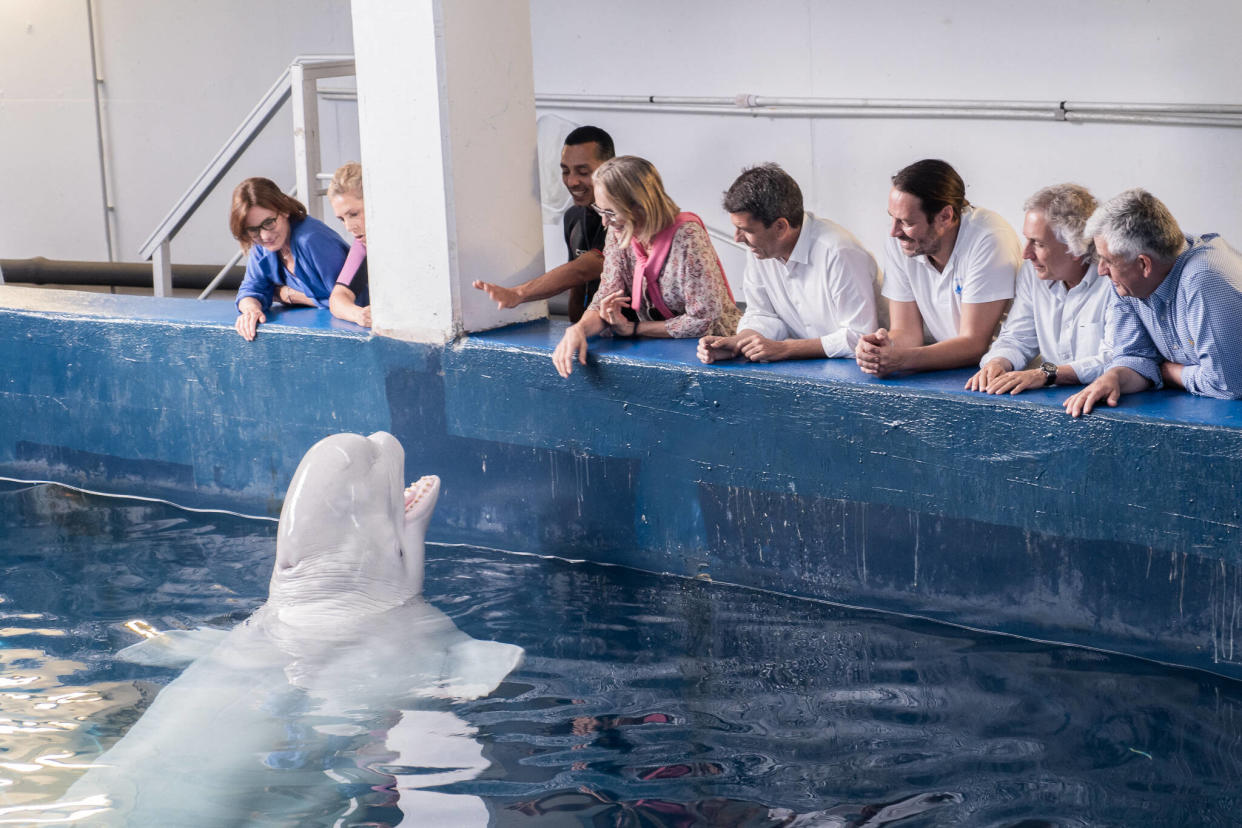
1, 287, 1239, 679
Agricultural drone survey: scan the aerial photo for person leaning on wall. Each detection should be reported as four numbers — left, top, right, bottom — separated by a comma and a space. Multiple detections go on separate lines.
326, 162, 371, 328
552, 155, 740, 378
231, 177, 349, 341
965, 183, 1114, 395
474, 125, 615, 322
1063, 188, 1242, 416
855, 159, 1021, 377
698, 163, 880, 364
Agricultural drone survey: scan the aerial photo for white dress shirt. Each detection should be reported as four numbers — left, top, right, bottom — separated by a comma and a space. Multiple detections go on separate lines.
737, 212, 880, 358
980, 262, 1115, 383
881, 206, 1021, 343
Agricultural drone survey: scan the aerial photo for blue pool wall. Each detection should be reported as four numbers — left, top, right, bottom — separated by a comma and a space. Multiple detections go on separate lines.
2, 287, 1240, 680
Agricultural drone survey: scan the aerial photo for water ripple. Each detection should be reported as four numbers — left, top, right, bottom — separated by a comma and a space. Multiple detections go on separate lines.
0, 484, 1240, 825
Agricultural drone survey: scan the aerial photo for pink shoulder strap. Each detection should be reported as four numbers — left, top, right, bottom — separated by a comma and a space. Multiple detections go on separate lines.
630, 212, 732, 317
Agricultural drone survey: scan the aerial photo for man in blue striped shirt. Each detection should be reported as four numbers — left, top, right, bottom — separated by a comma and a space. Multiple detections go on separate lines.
1065, 189, 1242, 417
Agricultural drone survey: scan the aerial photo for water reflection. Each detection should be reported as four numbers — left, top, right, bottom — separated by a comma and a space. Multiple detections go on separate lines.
3, 483, 1242, 826
0, 484, 518, 826
0, 600, 510, 826
506, 788, 963, 827
456, 561, 1242, 826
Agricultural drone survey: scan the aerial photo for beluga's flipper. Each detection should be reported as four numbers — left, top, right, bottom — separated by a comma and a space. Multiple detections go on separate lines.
117, 627, 231, 668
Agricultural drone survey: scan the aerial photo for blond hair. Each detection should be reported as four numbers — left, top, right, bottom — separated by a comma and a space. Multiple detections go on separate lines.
592, 156, 678, 246
327, 161, 363, 200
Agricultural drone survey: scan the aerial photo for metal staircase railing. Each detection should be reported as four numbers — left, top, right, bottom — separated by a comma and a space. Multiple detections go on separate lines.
138, 55, 355, 298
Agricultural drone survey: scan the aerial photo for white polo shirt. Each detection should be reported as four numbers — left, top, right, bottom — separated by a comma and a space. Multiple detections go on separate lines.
737, 212, 880, 357
980, 262, 1115, 383
881, 206, 1021, 343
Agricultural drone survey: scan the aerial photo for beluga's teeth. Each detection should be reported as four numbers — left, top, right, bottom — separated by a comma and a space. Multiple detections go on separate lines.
404, 475, 437, 511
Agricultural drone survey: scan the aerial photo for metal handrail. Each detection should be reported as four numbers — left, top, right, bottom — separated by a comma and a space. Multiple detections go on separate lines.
197, 238, 252, 302
138, 68, 293, 263
705, 224, 744, 252
139, 55, 355, 297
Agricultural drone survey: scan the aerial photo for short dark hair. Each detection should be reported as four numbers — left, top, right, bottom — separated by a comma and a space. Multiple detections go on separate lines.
721, 163, 804, 229
564, 126, 615, 162
891, 159, 970, 223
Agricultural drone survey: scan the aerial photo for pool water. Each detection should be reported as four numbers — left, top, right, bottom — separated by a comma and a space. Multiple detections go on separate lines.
0, 480, 1240, 826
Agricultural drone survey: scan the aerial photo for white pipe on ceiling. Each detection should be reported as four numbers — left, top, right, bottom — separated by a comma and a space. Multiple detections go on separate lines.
534, 93, 1242, 128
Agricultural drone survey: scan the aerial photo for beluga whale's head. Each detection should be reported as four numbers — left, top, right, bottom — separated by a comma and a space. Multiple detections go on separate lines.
271, 431, 439, 623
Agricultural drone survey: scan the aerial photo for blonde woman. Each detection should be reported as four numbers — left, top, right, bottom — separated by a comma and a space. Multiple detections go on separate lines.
327, 162, 371, 328
552, 156, 739, 377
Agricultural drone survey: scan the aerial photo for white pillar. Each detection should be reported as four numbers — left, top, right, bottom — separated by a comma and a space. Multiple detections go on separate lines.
352, 0, 546, 343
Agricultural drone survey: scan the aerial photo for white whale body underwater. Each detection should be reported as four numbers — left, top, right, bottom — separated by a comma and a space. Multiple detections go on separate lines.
7, 431, 523, 826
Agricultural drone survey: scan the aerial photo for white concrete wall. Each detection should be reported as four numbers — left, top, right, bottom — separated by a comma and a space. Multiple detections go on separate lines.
0, 1, 106, 261
3, 0, 1240, 292
0, 0, 355, 265
529, 0, 1242, 290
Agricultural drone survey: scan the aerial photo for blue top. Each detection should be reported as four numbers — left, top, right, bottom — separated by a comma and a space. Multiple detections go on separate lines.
235, 216, 349, 313
1108, 234, 1242, 399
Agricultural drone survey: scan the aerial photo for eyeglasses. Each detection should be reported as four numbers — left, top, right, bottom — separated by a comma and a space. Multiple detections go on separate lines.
244, 216, 279, 239
591, 203, 620, 224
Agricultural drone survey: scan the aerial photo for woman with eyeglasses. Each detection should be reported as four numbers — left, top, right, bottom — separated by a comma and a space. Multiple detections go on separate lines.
552, 156, 740, 378
230, 177, 350, 341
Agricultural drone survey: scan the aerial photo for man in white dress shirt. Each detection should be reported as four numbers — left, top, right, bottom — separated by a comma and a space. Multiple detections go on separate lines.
698, 163, 879, 363
966, 183, 1114, 395
855, 159, 1021, 377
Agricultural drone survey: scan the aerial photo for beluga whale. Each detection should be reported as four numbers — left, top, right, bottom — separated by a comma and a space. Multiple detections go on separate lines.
11, 431, 522, 827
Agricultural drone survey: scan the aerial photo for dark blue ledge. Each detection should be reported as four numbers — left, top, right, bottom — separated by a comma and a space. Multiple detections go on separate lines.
474, 318, 1242, 428
1, 287, 1239, 681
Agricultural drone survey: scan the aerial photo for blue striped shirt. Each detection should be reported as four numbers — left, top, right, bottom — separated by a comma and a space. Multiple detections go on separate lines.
1107, 234, 1242, 399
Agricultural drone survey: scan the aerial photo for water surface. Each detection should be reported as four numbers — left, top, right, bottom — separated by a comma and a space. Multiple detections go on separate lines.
0, 481, 1239, 826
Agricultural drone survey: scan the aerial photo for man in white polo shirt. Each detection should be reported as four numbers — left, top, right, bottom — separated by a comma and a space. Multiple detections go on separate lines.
698, 163, 879, 363
966, 183, 1114, 395
855, 159, 1021, 377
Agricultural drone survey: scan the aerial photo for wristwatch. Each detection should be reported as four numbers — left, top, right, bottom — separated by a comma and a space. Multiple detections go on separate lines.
618, 306, 639, 338
1040, 362, 1057, 386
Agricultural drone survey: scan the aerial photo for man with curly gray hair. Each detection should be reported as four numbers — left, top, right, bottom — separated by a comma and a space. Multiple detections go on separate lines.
1064, 188, 1242, 416
966, 183, 1115, 395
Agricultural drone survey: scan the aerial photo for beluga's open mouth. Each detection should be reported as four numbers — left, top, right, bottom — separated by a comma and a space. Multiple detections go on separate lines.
405, 474, 439, 516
